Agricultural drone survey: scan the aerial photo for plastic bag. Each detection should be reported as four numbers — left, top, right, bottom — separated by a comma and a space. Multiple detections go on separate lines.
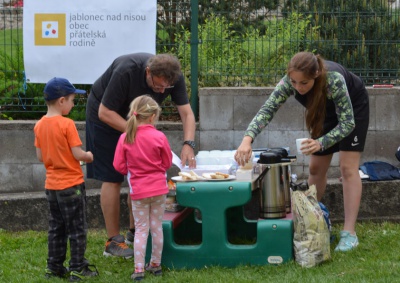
318, 202, 332, 234
291, 183, 331, 267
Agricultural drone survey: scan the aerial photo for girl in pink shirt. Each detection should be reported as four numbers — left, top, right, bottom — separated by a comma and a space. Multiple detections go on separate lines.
113, 95, 172, 281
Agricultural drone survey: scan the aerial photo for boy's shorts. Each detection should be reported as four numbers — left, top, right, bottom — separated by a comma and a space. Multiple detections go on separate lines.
86, 119, 124, 183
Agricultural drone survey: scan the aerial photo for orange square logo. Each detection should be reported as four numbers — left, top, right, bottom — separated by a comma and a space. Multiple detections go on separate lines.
34, 14, 66, 46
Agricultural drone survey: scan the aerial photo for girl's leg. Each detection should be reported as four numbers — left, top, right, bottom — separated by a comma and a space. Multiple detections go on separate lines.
131, 198, 151, 272
338, 151, 362, 234
148, 195, 166, 266
308, 154, 333, 200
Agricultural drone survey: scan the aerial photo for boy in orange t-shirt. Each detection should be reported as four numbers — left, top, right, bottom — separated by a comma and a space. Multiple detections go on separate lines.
34, 77, 98, 281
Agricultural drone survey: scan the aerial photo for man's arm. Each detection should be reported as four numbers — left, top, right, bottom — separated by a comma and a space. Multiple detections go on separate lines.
176, 103, 196, 169
98, 103, 127, 133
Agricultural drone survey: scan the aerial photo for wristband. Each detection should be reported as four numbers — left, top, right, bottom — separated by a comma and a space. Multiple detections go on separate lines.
183, 140, 196, 149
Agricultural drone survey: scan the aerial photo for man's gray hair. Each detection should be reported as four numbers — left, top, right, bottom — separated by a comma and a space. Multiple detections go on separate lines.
147, 54, 182, 85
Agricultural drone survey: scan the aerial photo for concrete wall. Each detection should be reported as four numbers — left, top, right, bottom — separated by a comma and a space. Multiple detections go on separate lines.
0, 121, 197, 193
0, 87, 399, 194
2, 179, 400, 231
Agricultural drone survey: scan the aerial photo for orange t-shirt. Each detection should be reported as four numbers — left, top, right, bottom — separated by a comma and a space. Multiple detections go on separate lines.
34, 116, 84, 190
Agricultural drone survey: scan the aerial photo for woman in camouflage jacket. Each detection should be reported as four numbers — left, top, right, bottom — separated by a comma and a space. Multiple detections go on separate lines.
235, 51, 369, 252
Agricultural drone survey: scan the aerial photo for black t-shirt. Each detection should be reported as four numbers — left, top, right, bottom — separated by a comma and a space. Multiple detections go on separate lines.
86, 52, 189, 124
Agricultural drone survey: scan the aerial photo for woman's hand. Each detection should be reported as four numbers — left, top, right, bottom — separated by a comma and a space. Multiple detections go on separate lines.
234, 136, 253, 166
301, 139, 322, 155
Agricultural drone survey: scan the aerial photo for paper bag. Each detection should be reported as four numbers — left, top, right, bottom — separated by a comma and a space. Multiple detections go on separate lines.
292, 184, 331, 267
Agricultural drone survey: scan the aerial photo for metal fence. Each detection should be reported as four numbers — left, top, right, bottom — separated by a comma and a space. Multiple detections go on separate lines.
1, 0, 400, 120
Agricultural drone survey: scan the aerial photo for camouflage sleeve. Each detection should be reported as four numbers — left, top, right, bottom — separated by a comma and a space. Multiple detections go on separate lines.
317, 72, 355, 150
244, 76, 292, 140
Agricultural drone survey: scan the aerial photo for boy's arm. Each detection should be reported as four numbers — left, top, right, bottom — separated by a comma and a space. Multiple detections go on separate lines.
36, 148, 43, 162
71, 147, 94, 163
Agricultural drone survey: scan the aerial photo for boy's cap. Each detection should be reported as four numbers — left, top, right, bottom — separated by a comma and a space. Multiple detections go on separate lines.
44, 77, 86, 101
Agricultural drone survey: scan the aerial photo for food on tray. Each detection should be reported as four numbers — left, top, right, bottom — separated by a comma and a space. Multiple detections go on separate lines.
178, 172, 193, 180
178, 170, 204, 181
202, 172, 230, 179
213, 172, 230, 179
211, 174, 225, 179
217, 172, 230, 177
189, 170, 203, 179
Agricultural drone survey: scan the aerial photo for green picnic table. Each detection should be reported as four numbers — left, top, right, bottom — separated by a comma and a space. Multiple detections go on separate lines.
148, 180, 293, 268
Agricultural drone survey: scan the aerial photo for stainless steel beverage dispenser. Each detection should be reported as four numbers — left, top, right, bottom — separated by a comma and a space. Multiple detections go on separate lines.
256, 151, 290, 219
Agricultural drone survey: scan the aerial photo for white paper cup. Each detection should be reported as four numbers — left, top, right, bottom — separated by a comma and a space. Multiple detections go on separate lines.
296, 138, 308, 154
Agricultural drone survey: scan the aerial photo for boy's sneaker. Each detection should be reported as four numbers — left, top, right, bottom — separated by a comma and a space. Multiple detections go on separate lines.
145, 263, 162, 276
103, 234, 134, 259
125, 229, 135, 246
69, 265, 99, 282
131, 272, 145, 281
45, 267, 69, 279
335, 230, 359, 252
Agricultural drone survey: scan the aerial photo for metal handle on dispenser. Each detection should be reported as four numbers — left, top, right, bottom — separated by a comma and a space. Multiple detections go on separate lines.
254, 165, 270, 186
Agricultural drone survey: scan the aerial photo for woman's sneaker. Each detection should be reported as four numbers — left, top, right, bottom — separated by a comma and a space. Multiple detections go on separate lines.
335, 230, 359, 252
103, 234, 134, 259
69, 265, 99, 282
145, 263, 162, 276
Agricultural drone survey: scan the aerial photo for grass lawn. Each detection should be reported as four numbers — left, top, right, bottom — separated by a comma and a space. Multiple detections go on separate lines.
0, 222, 400, 282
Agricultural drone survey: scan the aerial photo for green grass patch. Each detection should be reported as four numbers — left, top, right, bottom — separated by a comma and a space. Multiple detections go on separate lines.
1, 222, 400, 282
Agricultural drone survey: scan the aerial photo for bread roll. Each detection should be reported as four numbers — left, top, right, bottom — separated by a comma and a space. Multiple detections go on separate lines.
189, 170, 199, 177
210, 174, 225, 179
189, 170, 204, 180
179, 171, 196, 180
202, 173, 212, 179
216, 172, 230, 178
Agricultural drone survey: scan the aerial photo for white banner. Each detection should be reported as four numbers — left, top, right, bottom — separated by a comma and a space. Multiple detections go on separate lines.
23, 0, 156, 84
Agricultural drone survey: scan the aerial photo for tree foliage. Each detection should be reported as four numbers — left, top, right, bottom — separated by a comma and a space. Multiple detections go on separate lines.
175, 13, 317, 87
282, 0, 400, 83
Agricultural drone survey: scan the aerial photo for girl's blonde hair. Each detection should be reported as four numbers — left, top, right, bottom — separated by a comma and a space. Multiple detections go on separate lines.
287, 52, 328, 138
125, 95, 161, 144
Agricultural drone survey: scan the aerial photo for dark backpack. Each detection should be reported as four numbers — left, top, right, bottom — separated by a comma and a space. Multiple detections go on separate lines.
360, 161, 400, 181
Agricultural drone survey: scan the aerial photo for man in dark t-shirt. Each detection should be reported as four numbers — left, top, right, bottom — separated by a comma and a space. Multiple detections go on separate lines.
86, 53, 196, 258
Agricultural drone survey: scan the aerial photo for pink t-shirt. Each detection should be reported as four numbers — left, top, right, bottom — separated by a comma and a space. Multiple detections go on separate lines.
113, 124, 172, 200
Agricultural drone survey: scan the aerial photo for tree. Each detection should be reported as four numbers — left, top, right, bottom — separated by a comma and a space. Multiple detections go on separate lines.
282, 0, 400, 83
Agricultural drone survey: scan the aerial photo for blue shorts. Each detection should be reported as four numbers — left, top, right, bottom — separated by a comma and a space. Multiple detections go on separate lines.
85, 119, 124, 183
